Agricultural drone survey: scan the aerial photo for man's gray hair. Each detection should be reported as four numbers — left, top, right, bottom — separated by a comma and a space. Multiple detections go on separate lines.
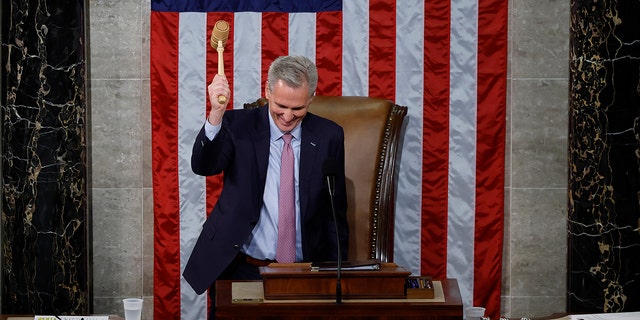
267, 55, 318, 98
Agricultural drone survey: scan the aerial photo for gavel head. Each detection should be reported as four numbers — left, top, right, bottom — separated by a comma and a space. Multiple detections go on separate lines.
210, 20, 230, 48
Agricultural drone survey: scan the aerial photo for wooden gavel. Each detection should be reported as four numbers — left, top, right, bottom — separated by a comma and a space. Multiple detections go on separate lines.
210, 20, 230, 105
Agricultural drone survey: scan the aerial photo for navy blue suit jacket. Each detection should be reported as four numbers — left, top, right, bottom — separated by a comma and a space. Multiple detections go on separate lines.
183, 105, 349, 295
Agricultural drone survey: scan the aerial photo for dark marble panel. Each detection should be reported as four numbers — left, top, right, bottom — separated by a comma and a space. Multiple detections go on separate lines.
568, 0, 640, 314
1, 0, 89, 315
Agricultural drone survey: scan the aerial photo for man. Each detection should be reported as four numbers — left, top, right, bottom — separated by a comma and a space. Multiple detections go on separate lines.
183, 55, 349, 317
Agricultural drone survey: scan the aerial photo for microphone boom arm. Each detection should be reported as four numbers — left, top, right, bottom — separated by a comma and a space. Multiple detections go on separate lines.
326, 175, 342, 304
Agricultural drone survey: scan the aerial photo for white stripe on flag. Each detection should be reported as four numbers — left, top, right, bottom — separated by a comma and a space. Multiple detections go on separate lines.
394, 0, 425, 276
342, 0, 368, 96
448, 0, 479, 307
233, 12, 262, 110
178, 12, 208, 319
289, 13, 316, 60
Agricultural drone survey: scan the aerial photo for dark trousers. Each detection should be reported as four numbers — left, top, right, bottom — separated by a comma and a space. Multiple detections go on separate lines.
208, 253, 263, 319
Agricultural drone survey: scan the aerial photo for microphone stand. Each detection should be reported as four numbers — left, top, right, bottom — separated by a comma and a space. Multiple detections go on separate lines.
327, 175, 342, 304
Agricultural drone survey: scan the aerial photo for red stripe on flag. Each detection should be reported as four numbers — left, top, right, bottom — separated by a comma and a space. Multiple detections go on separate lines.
150, 11, 181, 320
368, 0, 396, 99
475, 0, 507, 317
315, 11, 342, 96
421, 0, 451, 280
261, 12, 289, 93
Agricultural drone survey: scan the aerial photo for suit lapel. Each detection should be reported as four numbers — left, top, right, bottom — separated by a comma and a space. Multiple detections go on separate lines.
299, 114, 320, 223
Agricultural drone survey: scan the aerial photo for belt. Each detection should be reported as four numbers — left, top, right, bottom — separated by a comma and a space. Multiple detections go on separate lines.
237, 252, 275, 267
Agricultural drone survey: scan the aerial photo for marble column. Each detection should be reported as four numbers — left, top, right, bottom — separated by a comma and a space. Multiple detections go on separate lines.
568, 0, 640, 314
1, 0, 90, 315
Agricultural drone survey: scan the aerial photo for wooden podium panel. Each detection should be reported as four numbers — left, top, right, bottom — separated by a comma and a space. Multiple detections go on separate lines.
260, 263, 411, 300
215, 279, 463, 320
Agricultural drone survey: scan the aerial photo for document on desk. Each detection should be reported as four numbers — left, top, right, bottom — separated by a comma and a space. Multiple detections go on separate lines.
310, 259, 381, 271
570, 312, 640, 319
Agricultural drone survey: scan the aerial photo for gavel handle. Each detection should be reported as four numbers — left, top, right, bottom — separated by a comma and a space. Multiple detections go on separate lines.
217, 40, 227, 104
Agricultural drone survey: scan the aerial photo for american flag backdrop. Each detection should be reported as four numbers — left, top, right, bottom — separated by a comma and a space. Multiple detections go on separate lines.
150, 0, 507, 319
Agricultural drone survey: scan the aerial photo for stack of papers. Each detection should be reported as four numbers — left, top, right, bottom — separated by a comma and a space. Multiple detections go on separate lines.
310, 259, 381, 271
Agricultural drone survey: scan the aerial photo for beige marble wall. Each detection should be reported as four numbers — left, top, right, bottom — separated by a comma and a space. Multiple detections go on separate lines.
87, 0, 570, 318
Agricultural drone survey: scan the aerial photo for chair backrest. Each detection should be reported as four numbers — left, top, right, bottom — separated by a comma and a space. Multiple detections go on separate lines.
244, 96, 407, 262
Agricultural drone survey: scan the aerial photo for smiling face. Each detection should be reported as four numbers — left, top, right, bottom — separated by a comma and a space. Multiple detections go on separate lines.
265, 79, 313, 132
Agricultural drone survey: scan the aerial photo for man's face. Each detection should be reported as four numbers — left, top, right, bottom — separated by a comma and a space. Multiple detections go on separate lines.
265, 79, 312, 132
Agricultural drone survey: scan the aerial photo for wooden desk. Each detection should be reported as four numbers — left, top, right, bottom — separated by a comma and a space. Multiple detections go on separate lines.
216, 278, 463, 320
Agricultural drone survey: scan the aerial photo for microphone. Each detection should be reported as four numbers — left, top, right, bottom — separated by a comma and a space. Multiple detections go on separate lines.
323, 159, 336, 197
323, 159, 342, 304
210, 20, 230, 104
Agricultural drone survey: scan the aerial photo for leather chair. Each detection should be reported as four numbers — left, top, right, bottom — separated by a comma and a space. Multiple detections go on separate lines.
244, 96, 407, 262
